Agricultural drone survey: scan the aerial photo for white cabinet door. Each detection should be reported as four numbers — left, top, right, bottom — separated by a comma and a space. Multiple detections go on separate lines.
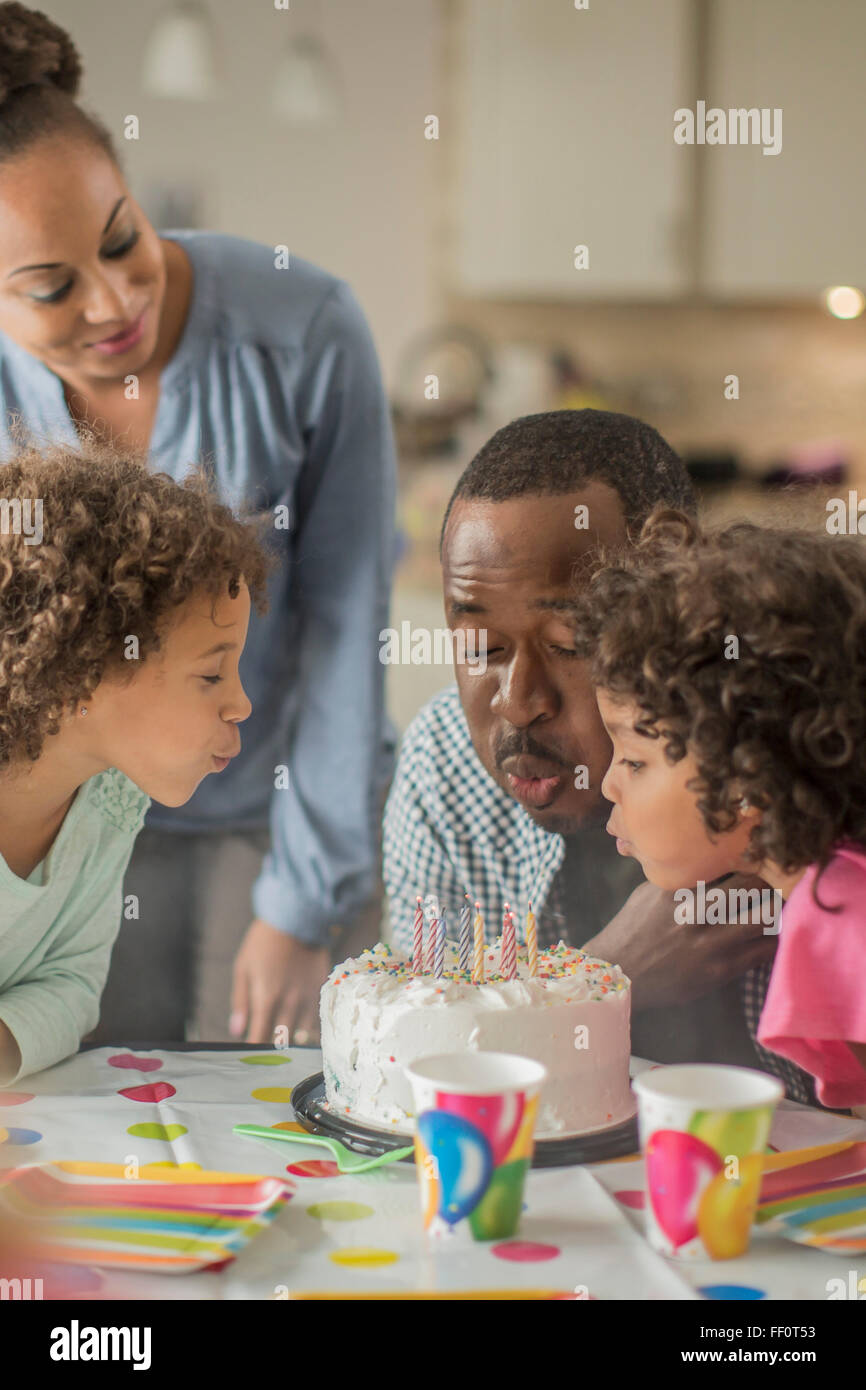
452, 0, 692, 298
703, 0, 866, 296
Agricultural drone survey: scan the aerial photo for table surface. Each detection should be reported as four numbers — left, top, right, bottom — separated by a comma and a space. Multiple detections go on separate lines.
3, 1045, 865, 1301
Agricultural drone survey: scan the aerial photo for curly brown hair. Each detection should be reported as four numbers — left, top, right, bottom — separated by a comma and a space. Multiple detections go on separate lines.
571, 506, 866, 884
0, 430, 274, 769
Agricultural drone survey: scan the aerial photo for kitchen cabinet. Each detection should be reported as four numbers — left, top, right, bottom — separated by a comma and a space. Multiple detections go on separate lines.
703, 0, 866, 296
452, 0, 693, 298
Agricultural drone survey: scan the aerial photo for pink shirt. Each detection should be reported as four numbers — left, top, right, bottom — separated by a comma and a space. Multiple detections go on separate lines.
757, 844, 866, 1109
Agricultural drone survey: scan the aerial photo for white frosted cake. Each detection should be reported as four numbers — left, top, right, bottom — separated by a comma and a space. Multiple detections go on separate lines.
319, 939, 634, 1136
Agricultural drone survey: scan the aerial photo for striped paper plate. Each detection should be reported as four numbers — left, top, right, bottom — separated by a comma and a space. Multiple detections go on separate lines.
0, 1160, 295, 1273
757, 1141, 866, 1253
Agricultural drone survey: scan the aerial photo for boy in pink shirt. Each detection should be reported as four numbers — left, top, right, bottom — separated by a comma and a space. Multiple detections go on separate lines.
571, 508, 866, 1110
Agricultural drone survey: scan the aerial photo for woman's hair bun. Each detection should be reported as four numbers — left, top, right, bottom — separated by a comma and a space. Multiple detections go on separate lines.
0, 2, 81, 106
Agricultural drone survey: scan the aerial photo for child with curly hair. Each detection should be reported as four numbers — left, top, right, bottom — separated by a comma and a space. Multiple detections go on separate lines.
572, 508, 866, 1110
0, 433, 271, 1082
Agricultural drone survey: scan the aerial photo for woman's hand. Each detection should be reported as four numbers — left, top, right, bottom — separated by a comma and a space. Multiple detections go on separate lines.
230, 919, 331, 1046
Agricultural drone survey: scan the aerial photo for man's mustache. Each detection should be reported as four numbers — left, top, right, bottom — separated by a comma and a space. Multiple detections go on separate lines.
493, 732, 570, 771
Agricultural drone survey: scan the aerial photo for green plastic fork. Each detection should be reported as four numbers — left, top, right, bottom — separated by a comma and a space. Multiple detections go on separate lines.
233, 1122, 414, 1173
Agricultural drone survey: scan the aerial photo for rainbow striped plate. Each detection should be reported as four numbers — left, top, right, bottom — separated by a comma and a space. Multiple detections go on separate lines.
757, 1141, 866, 1253
0, 1160, 295, 1273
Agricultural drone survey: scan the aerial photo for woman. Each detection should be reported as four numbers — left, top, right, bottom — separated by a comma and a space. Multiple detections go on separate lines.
0, 3, 396, 1046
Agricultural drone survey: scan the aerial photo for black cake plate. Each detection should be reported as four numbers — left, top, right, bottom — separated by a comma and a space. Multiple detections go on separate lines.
290, 1071, 639, 1169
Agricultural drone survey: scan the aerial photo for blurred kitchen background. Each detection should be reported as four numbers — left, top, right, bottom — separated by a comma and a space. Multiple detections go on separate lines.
50, 0, 866, 731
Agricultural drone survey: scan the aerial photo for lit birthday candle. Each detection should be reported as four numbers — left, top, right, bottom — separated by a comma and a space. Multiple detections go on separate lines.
526, 900, 537, 978
501, 903, 516, 979
458, 894, 472, 972
434, 909, 447, 979
412, 896, 424, 974
472, 902, 485, 984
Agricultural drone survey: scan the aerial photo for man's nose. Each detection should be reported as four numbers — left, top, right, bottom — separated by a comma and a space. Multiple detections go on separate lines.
492, 651, 558, 727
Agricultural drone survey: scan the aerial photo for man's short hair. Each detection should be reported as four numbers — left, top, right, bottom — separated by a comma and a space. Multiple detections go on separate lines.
440, 409, 696, 551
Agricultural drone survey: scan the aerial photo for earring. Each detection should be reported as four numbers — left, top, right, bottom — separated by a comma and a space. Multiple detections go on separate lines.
739, 797, 750, 812
80, 706, 88, 716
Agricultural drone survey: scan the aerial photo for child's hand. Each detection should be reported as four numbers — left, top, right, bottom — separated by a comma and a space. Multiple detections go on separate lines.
0, 1021, 21, 1086
229, 920, 331, 1046
582, 876, 778, 1012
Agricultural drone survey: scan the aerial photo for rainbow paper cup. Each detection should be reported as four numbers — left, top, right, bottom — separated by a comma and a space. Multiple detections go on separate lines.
405, 1052, 547, 1241
632, 1064, 784, 1260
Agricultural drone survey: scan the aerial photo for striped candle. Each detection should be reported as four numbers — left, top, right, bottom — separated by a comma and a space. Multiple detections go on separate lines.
458, 895, 472, 972
472, 902, 484, 984
501, 904, 516, 979
426, 900, 439, 973
526, 900, 537, 978
434, 910, 447, 979
412, 896, 424, 973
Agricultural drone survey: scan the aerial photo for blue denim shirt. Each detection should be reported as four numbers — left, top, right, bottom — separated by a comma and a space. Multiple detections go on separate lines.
0, 231, 397, 945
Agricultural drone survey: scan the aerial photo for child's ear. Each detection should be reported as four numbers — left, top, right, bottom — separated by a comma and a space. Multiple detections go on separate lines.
731, 783, 762, 821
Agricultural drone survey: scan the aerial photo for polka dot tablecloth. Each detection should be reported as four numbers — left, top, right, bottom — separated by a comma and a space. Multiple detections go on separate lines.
1, 1048, 864, 1301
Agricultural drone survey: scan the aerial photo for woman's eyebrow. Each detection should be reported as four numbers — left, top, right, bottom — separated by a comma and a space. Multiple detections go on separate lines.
7, 197, 127, 278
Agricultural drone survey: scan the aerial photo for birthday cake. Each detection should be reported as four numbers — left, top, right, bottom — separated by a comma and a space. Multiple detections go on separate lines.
319, 938, 634, 1137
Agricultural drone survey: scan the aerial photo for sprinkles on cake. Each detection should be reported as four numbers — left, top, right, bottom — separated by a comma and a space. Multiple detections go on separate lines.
343, 936, 624, 991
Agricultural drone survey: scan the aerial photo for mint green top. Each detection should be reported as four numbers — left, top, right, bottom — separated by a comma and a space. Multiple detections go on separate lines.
0, 768, 150, 1083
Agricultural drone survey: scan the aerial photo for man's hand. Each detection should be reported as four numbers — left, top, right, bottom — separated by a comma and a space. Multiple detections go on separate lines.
230, 919, 331, 1046
581, 875, 778, 1012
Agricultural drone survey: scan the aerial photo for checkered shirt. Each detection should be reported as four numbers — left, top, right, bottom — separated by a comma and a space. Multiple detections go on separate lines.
742, 963, 816, 1106
384, 686, 572, 952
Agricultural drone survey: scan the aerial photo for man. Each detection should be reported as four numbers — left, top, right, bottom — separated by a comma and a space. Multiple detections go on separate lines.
384, 409, 814, 1103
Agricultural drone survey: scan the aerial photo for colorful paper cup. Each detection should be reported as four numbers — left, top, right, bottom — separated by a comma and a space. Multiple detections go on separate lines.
632, 1064, 784, 1260
404, 1052, 547, 1241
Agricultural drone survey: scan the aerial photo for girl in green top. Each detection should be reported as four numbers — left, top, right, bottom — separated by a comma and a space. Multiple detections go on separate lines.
0, 432, 271, 1081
